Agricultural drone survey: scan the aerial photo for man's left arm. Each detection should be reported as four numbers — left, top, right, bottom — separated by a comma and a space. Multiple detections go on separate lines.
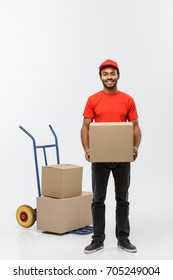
131, 119, 142, 161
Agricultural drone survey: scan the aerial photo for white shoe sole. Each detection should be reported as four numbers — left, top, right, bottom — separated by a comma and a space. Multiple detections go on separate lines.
84, 245, 104, 254
118, 245, 137, 253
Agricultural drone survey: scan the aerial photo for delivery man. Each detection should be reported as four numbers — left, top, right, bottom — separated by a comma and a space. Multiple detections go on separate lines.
81, 59, 142, 254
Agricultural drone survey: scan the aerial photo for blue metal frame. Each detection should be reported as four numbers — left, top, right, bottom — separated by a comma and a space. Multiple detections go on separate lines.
71, 225, 93, 235
19, 125, 60, 197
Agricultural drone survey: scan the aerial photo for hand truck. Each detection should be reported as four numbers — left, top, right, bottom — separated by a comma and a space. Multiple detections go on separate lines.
16, 125, 93, 234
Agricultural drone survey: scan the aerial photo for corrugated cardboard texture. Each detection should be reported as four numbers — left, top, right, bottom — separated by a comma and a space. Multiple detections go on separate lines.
37, 192, 93, 234
41, 164, 83, 198
89, 122, 133, 162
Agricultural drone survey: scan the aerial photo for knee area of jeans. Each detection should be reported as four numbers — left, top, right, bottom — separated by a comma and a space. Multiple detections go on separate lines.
92, 200, 105, 207
117, 201, 130, 207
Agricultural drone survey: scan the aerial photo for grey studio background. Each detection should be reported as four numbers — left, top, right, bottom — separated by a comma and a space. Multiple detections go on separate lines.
0, 0, 173, 260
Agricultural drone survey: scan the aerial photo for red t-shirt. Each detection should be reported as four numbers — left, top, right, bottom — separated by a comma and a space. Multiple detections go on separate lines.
83, 90, 138, 122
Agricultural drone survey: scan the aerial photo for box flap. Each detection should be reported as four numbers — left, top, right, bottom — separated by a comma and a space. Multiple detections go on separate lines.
43, 164, 82, 169
90, 122, 133, 127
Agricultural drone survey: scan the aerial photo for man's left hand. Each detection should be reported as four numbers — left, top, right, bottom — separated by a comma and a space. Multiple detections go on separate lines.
133, 146, 138, 161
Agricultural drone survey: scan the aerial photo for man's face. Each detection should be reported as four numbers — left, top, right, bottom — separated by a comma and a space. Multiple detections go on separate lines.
100, 67, 119, 89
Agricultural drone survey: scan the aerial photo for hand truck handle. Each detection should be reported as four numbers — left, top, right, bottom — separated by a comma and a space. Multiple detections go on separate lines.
19, 125, 36, 142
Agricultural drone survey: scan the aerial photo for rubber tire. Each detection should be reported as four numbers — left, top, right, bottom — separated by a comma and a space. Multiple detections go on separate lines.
16, 205, 35, 228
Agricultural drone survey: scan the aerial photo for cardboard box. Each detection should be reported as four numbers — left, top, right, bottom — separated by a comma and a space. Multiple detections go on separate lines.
89, 122, 133, 162
37, 192, 93, 234
42, 164, 82, 198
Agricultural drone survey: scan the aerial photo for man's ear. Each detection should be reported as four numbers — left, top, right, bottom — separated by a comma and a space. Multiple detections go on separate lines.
99, 73, 103, 81
116, 69, 120, 79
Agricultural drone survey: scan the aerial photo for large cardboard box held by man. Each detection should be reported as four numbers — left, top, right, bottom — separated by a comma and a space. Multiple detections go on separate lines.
89, 122, 133, 162
41, 164, 82, 199
37, 192, 92, 234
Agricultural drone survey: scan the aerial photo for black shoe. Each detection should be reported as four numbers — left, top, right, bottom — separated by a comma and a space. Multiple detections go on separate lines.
84, 240, 104, 254
118, 239, 137, 253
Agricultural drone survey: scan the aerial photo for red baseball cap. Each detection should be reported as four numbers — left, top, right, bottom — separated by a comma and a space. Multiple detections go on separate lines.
99, 59, 119, 72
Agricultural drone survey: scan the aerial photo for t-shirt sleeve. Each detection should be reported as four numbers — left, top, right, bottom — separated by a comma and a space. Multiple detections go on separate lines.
82, 97, 95, 120
127, 98, 138, 121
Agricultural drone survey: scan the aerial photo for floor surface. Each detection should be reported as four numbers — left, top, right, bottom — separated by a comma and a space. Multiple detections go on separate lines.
0, 215, 172, 260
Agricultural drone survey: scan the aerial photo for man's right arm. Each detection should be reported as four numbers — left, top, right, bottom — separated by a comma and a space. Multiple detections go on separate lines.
81, 117, 92, 161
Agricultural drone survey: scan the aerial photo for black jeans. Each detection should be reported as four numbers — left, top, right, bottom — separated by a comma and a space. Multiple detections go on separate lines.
91, 162, 130, 243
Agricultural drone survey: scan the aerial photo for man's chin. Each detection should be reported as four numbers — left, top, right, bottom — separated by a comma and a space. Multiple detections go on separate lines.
105, 85, 116, 89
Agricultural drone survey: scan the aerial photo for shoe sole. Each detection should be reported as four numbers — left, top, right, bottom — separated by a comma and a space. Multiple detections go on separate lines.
84, 245, 104, 254
118, 245, 137, 253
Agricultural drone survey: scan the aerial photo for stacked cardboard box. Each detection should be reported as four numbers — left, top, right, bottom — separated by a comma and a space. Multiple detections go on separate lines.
37, 164, 92, 234
41, 164, 83, 199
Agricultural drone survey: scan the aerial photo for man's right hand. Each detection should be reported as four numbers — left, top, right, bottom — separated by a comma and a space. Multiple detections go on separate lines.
85, 149, 90, 161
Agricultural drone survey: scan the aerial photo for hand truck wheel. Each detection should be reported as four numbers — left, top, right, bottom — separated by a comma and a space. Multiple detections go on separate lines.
16, 205, 35, 228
